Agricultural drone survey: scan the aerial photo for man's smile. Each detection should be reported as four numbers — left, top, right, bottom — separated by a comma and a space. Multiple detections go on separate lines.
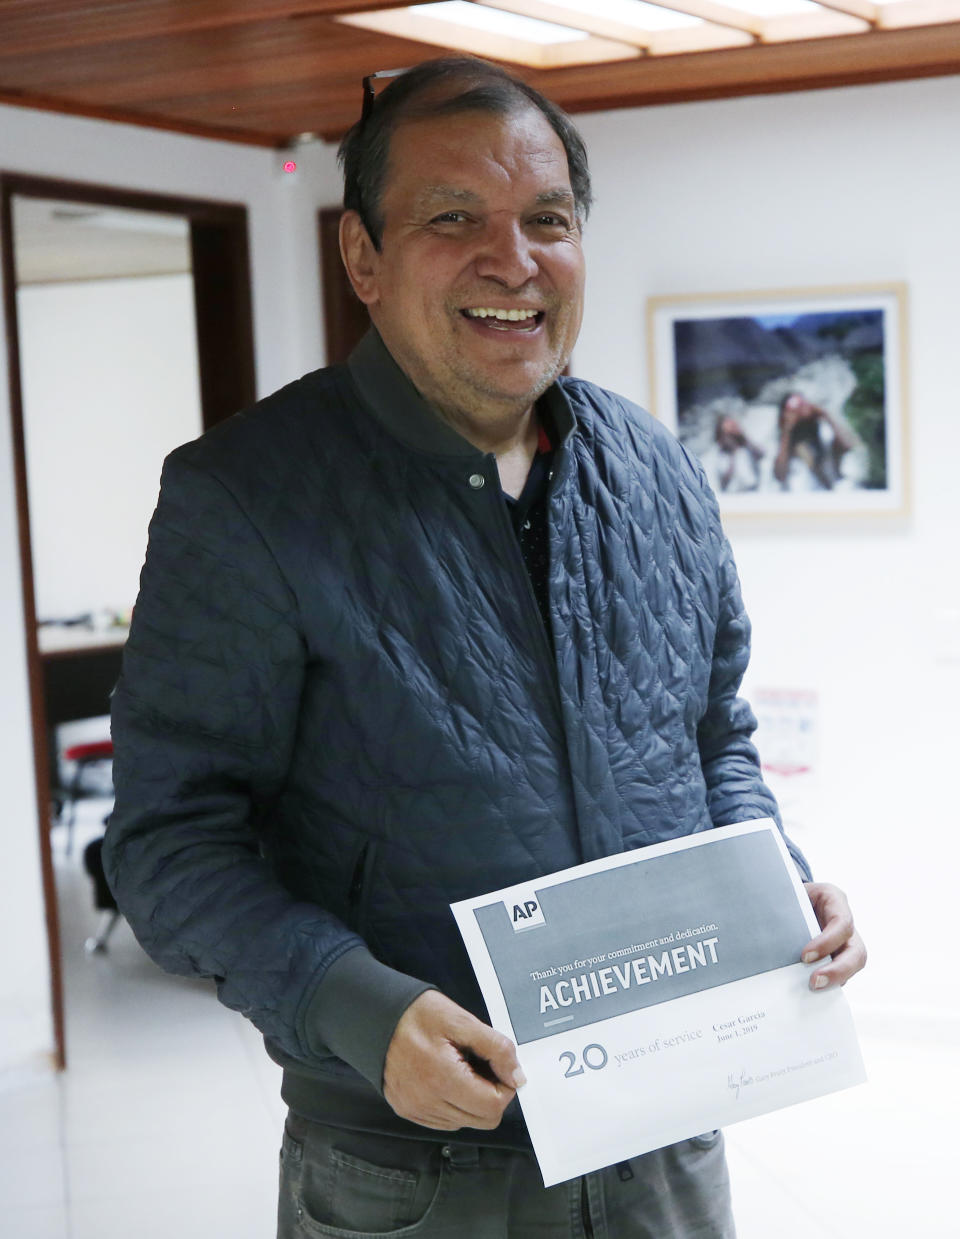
461, 307, 545, 332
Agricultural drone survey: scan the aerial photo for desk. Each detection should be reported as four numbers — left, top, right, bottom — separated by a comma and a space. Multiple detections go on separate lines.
39, 627, 128, 727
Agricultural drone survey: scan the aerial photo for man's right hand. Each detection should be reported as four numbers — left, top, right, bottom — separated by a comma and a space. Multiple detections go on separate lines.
383, 990, 526, 1131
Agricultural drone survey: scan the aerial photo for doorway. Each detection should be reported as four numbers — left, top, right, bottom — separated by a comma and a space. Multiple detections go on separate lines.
0, 173, 257, 1068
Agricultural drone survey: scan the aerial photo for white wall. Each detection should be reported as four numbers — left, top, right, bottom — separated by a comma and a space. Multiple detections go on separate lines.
575, 75, 960, 1030
0, 104, 341, 1077
19, 273, 202, 619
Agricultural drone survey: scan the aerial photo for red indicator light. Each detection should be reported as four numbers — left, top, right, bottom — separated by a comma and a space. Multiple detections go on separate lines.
283, 160, 297, 173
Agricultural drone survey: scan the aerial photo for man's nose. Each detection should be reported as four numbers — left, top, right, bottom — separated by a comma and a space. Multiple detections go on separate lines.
473, 219, 538, 287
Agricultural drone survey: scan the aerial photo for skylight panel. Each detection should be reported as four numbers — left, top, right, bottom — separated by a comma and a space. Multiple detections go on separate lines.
409, 0, 590, 39
546, 0, 703, 28
871, 0, 960, 22
725, 0, 824, 14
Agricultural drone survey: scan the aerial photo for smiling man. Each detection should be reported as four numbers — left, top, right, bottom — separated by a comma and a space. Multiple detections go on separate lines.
104, 57, 865, 1239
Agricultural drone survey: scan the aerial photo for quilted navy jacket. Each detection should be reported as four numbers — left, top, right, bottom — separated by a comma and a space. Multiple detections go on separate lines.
104, 330, 809, 1142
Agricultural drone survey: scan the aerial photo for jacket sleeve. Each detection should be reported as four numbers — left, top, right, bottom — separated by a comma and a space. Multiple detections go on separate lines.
695, 486, 813, 882
103, 452, 427, 1079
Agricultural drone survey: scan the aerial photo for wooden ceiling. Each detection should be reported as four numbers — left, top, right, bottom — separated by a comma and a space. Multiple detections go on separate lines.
1, 0, 959, 148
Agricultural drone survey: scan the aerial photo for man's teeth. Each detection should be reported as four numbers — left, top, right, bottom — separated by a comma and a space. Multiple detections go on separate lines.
465, 308, 539, 321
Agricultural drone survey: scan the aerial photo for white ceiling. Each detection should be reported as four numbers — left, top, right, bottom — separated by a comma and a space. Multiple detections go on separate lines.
12, 197, 191, 286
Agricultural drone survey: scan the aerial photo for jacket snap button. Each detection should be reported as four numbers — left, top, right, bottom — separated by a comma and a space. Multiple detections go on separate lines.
468, 473, 485, 490
441, 1145, 452, 1158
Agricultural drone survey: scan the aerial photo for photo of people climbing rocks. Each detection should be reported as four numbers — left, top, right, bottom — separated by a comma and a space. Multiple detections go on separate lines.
650, 288, 906, 516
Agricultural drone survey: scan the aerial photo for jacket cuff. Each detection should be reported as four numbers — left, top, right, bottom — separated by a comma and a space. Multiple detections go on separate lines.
303, 946, 435, 1093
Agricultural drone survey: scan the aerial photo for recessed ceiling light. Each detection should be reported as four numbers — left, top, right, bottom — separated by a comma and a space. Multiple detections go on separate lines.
532, 0, 702, 30
409, 1, 591, 41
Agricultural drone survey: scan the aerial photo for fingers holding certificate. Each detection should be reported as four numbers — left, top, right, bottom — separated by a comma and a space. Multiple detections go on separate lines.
802, 881, 868, 991
383, 990, 525, 1131
451, 819, 866, 1187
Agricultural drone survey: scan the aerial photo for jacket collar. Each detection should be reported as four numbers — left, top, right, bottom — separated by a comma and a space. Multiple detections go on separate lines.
347, 329, 576, 460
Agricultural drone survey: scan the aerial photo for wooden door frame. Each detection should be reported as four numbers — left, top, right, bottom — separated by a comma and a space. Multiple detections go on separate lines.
0, 172, 257, 1070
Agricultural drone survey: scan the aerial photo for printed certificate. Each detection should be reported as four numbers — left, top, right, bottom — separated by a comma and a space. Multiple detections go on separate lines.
451, 819, 865, 1186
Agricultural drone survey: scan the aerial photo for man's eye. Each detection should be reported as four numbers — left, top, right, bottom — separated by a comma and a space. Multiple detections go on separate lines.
533, 214, 570, 229
431, 211, 468, 224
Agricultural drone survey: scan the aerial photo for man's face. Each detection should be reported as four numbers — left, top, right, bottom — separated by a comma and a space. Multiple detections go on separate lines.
341, 105, 586, 437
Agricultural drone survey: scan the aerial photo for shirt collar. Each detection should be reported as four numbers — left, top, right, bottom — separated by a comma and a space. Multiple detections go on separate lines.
347, 329, 576, 460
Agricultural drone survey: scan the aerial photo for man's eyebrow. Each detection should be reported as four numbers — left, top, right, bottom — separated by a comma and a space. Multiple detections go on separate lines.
414, 185, 483, 211
535, 189, 576, 208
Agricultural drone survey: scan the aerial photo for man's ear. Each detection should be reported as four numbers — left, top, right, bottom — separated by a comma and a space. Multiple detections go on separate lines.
340, 210, 380, 308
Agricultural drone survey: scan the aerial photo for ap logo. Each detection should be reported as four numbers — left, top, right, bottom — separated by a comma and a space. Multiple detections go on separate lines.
507, 889, 546, 932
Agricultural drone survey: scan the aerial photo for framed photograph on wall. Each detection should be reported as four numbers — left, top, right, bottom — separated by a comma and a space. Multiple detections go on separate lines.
647, 284, 909, 518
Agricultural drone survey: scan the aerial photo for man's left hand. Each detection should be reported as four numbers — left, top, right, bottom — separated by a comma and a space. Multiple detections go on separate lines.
801, 882, 867, 991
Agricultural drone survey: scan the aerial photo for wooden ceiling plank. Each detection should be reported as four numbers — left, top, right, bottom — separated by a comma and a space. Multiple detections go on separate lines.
0, 21, 278, 79
0, 0, 423, 56
28, 44, 360, 109
0, 21, 357, 97
760, 9, 871, 38
0, 84, 284, 146
542, 38, 644, 64
648, 23, 756, 50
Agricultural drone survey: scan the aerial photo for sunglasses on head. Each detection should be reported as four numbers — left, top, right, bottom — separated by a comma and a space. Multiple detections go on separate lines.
361, 68, 411, 122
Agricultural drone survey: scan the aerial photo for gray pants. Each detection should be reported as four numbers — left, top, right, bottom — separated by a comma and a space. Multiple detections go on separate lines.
277, 1112, 736, 1238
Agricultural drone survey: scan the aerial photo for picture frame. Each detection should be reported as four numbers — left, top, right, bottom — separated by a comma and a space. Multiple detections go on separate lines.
646, 284, 909, 519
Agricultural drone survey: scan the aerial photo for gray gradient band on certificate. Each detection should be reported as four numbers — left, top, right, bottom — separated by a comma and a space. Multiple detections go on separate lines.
472, 830, 809, 1045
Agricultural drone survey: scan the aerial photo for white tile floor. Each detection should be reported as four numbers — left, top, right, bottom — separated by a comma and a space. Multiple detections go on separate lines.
2, 800, 955, 1238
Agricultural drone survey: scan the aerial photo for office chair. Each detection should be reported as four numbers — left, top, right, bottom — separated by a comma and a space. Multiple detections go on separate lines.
57, 738, 114, 856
